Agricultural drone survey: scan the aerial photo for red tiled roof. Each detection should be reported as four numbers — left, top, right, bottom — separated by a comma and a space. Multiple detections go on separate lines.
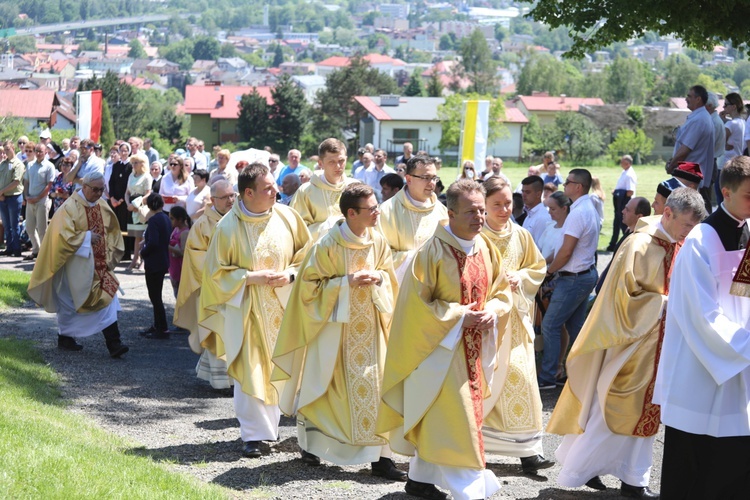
502, 107, 528, 124
518, 95, 604, 112
318, 56, 350, 68
0, 89, 57, 120
353, 96, 391, 121
183, 85, 274, 120
319, 54, 406, 68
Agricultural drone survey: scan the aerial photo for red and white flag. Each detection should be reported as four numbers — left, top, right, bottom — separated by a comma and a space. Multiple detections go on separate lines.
76, 90, 103, 142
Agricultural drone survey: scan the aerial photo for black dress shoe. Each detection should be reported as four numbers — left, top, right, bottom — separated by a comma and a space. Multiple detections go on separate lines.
241, 441, 261, 458
140, 326, 157, 336
58, 335, 83, 351
585, 476, 607, 490
371, 457, 407, 481
300, 449, 320, 466
520, 454, 555, 474
621, 482, 659, 498
107, 342, 129, 358
404, 478, 448, 500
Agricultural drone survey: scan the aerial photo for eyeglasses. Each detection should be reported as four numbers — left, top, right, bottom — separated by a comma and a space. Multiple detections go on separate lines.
25, 149, 33, 153
214, 193, 236, 201
410, 174, 440, 183
563, 180, 581, 187
169, 162, 179, 166
464, 167, 474, 171
17, 141, 26, 145
84, 184, 105, 193
355, 204, 380, 214
34, 149, 45, 154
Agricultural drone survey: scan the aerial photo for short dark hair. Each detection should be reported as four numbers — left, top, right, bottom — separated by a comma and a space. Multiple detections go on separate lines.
146, 192, 164, 211
379, 173, 404, 191
169, 205, 191, 228
483, 176, 510, 198
521, 175, 544, 191
721, 155, 750, 192
446, 179, 485, 212
633, 197, 652, 217
548, 191, 571, 213
193, 169, 209, 182
340, 183, 375, 217
405, 154, 434, 176
690, 85, 708, 105
568, 168, 592, 192
319, 138, 346, 157
238, 162, 269, 194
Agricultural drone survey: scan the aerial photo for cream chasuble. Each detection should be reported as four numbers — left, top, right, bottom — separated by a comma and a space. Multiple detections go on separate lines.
289, 172, 359, 241
29, 190, 124, 314
199, 202, 310, 403
377, 225, 512, 471
273, 220, 398, 464
481, 222, 546, 456
377, 188, 449, 280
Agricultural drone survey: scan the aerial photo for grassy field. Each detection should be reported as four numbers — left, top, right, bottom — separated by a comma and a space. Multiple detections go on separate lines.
440, 162, 668, 250
0, 270, 30, 309
0, 337, 229, 498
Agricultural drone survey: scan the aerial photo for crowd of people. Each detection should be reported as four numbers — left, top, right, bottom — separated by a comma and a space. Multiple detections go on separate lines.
3, 84, 750, 499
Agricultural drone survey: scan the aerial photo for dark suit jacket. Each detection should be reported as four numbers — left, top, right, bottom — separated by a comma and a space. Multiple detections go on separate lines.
140, 211, 170, 274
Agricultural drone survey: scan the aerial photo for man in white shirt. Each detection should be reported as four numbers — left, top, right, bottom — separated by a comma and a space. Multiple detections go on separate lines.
361, 149, 394, 201
483, 157, 511, 185
539, 169, 601, 389
654, 156, 750, 498
607, 154, 637, 251
353, 152, 373, 181
66, 139, 105, 190
185, 137, 208, 171
521, 175, 551, 244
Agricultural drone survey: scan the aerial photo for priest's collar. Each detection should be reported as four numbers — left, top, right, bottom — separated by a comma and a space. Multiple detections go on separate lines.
656, 221, 676, 243
239, 199, 270, 217
317, 171, 345, 188
404, 187, 433, 208
704, 204, 750, 251
444, 224, 477, 255
340, 220, 371, 244
720, 202, 747, 227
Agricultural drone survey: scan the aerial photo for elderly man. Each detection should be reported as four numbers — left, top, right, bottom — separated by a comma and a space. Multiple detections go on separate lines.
175, 180, 236, 390
539, 169, 601, 389
279, 173, 300, 205
185, 137, 207, 170
667, 85, 714, 214
28, 172, 128, 358
377, 154, 449, 283
67, 139, 105, 189
395, 142, 413, 166
274, 183, 403, 480
607, 155, 637, 252
200, 164, 310, 458
354, 152, 373, 181
549, 188, 706, 498
277, 148, 312, 187
268, 153, 282, 181
23, 142, 55, 260
654, 156, 750, 498
0, 141, 25, 257
378, 179, 513, 500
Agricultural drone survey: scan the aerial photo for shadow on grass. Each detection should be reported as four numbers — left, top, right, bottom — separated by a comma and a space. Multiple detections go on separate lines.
0, 337, 64, 407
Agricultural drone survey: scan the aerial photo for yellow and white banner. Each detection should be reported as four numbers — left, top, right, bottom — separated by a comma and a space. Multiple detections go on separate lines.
458, 100, 490, 172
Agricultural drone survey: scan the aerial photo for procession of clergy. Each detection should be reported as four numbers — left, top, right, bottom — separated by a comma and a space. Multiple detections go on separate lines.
27, 135, 750, 500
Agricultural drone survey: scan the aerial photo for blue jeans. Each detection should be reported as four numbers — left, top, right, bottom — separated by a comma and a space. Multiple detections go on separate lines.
0, 194, 22, 253
539, 268, 598, 384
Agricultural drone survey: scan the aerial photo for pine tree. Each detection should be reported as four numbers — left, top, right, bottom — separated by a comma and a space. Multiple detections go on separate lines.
272, 44, 284, 68
403, 71, 426, 97
237, 88, 272, 148
269, 74, 309, 152
426, 71, 444, 97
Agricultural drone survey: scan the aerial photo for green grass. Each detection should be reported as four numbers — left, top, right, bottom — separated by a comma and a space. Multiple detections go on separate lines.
0, 337, 229, 499
440, 162, 668, 250
0, 270, 30, 309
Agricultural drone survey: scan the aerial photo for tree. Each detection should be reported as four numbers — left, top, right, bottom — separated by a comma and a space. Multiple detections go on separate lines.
313, 56, 398, 139
237, 89, 272, 147
404, 71, 426, 97
437, 93, 507, 150
99, 98, 116, 148
516, 53, 582, 97
272, 44, 284, 68
192, 36, 221, 62
128, 39, 147, 59
220, 43, 237, 58
607, 128, 654, 163
647, 54, 700, 105
268, 74, 309, 153
457, 30, 497, 95
606, 57, 653, 105
161, 40, 195, 70
426, 71, 444, 98
0, 115, 28, 143
552, 113, 605, 163
529, 0, 750, 57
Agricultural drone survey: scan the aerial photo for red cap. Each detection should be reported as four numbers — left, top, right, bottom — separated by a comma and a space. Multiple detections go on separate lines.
673, 162, 703, 184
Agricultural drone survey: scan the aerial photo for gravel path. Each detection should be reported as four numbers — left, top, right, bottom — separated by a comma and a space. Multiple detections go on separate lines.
0, 254, 663, 499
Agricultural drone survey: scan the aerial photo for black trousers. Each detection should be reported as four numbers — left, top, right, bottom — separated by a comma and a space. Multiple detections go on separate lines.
661, 425, 750, 499
145, 271, 168, 332
609, 192, 630, 247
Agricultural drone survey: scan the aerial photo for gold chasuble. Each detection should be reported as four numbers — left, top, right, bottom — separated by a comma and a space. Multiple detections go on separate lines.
289, 172, 359, 241
376, 188, 449, 271
199, 203, 310, 403
377, 225, 512, 470
481, 223, 546, 437
174, 207, 224, 353
29, 190, 124, 313
547, 221, 679, 438
273, 220, 398, 462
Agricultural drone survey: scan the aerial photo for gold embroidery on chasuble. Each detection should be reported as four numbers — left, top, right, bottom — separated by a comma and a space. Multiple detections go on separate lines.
246, 218, 285, 355
322, 188, 343, 220
449, 246, 489, 461
85, 205, 118, 297
495, 229, 542, 432
633, 238, 679, 437
409, 210, 436, 250
344, 246, 385, 445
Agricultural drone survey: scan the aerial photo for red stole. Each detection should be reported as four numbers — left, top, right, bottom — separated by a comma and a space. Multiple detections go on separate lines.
448, 246, 490, 463
84, 204, 119, 298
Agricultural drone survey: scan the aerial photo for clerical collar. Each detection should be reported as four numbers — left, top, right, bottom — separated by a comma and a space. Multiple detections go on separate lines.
404, 188, 433, 208
656, 221, 676, 243
720, 202, 747, 228
320, 173, 344, 188
77, 189, 98, 207
445, 225, 477, 255
704, 204, 750, 251
340, 221, 370, 244
239, 200, 270, 217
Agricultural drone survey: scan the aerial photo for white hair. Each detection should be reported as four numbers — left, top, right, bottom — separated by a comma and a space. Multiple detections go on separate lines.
707, 92, 719, 108
82, 171, 104, 185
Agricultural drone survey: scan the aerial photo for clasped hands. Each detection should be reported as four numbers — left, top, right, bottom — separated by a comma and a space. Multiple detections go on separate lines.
461, 301, 495, 330
245, 270, 290, 287
347, 270, 381, 287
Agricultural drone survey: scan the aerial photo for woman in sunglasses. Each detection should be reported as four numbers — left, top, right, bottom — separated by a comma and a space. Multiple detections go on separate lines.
159, 155, 194, 212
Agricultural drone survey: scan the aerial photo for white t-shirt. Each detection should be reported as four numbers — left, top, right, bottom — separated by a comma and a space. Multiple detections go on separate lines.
614, 167, 637, 195
724, 117, 746, 166
522, 202, 552, 244
186, 185, 210, 218
559, 194, 601, 273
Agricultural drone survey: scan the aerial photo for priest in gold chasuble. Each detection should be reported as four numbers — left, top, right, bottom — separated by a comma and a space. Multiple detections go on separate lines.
547, 188, 706, 497
479, 179, 553, 474
378, 180, 513, 500
28, 171, 129, 358
290, 138, 359, 241
376, 154, 448, 284
273, 184, 406, 480
174, 179, 234, 390
199, 164, 310, 458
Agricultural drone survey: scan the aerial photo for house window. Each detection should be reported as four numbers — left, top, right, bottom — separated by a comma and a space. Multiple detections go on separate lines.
662, 135, 675, 147
212, 120, 219, 132
392, 128, 419, 144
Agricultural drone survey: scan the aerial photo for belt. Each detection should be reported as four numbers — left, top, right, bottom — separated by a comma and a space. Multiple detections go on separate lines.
558, 266, 594, 277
